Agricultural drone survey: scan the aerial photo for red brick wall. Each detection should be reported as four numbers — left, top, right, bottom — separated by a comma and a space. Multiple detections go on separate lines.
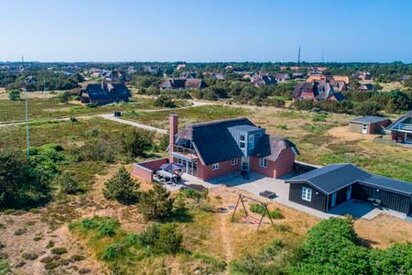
368, 120, 391, 134
132, 158, 169, 182
198, 158, 240, 181
272, 149, 295, 178
250, 156, 276, 177
250, 148, 295, 178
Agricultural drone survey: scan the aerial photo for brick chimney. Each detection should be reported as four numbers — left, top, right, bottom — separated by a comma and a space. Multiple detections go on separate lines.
169, 114, 178, 162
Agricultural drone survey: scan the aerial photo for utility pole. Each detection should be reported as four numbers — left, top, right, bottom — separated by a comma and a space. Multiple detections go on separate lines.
25, 91, 30, 158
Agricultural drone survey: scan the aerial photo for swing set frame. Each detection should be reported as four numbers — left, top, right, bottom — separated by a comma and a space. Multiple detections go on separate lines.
231, 194, 274, 230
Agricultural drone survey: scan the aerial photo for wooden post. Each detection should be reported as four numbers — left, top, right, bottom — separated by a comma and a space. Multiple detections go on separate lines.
231, 195, 241, 221
240, 195, 248, 216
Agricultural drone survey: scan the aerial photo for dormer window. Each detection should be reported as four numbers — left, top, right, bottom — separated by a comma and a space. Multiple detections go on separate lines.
248, 135, 255, 149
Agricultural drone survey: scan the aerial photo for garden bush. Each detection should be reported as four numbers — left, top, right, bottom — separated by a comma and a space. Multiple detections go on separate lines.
138, 223, 182, 254
249, 203, 283, 219
138, 184, 174, 221
103, 167, 140, 204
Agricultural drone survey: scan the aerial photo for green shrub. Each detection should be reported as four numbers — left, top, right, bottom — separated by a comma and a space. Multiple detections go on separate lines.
0, 150, 49, 209
97, 218, 120, 237
154, 95, 176, 108
81, 218, 98, 230
276, 124, 288, 130
57, 171, 80, 194
230, 239, 288, 274
70, 254, 86, 262
22, 252, 39, 260
58, 91, 71, 103
249, 203, 283, 219
312, 113, 328, 122
179, 188, 207, 203
14, 228, 27, 236
102, 243, 125, 261
103, 167, 140, 204
139, 223, 182, 254
124, 233, 139, 246
8, 89, 20, 101
51, 247, 67, 255
0, 259, 10, 274
121, 129, 154, 158
138, 184, 174, 221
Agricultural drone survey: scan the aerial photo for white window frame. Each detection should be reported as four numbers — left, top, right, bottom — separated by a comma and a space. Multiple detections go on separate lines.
302, 187, 312, 202
212, 163, 220, 170
259, 157, 267, 168
231, 158, 238, 166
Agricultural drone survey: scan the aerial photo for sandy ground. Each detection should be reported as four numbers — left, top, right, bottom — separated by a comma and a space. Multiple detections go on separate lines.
355, 214, 412, 248
327, 126, 377, 142
2, 164, 412, 274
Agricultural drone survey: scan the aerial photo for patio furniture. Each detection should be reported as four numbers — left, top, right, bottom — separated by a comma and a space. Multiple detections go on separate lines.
259, 190, 277, 199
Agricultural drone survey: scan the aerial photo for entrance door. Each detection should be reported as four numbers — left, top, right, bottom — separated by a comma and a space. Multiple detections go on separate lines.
331, 192, 337, 208
346, 185, 352, 200
362, 124, 368, 134
241, 157, 249, 171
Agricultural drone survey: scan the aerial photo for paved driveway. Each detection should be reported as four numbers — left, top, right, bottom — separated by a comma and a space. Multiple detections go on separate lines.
182, 172, 409, 220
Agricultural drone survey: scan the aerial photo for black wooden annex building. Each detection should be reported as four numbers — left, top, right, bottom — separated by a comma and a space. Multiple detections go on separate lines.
286, 164, 412, 215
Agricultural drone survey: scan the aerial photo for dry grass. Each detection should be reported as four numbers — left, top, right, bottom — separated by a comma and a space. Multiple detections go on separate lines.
354, 214, 412, 248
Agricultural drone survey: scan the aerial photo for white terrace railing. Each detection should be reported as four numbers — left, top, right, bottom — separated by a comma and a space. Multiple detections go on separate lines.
171, 144, 197, 159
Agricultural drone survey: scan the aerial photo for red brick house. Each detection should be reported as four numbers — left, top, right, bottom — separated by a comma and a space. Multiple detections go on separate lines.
168, 115, 298, 181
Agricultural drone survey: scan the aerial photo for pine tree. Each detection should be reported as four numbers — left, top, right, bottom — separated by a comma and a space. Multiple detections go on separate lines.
138, 184, 174, 221
103, 167, 140, 204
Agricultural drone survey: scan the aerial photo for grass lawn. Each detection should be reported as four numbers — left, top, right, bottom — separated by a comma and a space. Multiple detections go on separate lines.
122, 105, 250, 129
249, 108, 412, 182
0, 117, 140, 150
0, 96, 170, 123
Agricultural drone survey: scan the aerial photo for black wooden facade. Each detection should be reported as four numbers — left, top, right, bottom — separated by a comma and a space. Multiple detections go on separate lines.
352, 183, 412, 215
289, 182, 412, 215
289, 182, 328, 212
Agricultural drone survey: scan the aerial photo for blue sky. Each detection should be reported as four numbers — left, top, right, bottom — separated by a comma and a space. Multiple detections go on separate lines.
1, 0, 411, 62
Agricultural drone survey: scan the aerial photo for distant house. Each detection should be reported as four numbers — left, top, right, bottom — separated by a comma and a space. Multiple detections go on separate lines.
401, 75, 411, 83
293, 81, 346, 102
102, 70, 130, 82
275, 73, 290, 82
250, 73, 276, 87
210, 72, 225, 80
358, 83, 375, 92
387, 111, 412, 144
79, 82, 131, 105
306, 74, 348, 92
286, 163, 412, 215
348, 116, 391, 134
291, 72, 305, 79
143, 65, 159, 74
159, 78, 206, 90
306, 74, 350, 85
354, 71, 372, 81
180, 72, 197, 79
176, 64, 186, 71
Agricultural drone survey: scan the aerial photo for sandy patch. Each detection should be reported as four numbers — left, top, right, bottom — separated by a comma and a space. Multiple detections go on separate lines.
327, 126, 376, 142
354, 214, 412, 248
